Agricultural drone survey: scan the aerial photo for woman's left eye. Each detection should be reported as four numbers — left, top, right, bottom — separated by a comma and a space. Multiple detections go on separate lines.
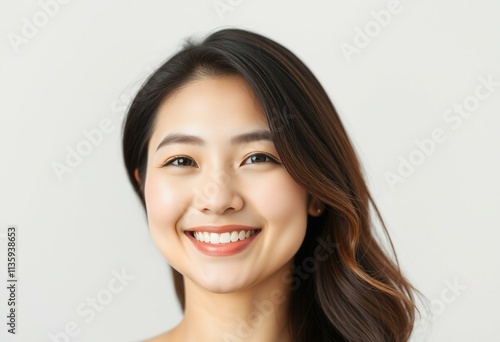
243, 153, 279, 165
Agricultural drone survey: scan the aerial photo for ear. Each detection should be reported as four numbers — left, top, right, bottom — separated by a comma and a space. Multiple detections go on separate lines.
134, 168, 142, 189
307, 195, 325, 217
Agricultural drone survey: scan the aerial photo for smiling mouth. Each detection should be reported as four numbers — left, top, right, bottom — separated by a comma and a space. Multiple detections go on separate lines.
188, 229, 261, 244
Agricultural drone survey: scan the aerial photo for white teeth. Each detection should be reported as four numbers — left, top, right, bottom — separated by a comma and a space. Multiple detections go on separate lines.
192, 229, 258, 244
219, 232, 231, 243
210, 233, 220, 244
230, 231, 239, 242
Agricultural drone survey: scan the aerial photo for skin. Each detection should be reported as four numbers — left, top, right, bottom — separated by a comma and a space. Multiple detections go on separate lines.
137, 74, 323, 342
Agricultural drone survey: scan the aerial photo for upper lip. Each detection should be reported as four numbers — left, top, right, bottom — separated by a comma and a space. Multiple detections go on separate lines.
184, 225, 261, 234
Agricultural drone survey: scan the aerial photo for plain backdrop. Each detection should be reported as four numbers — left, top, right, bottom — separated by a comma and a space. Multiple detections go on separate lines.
1, 0, 499, 341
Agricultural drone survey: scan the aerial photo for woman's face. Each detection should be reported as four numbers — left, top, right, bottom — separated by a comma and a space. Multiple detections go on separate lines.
142, 74, 318, 293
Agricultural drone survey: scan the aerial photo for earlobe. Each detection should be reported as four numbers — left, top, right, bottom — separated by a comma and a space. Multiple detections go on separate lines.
134, 168, 142, 188
307, 197, 325, 217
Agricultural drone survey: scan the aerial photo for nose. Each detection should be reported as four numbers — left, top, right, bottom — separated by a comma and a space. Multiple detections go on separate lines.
192, 169, 244, 215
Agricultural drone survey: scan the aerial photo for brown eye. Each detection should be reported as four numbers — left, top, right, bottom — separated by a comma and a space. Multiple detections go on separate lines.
163, 156, 197, 168
243, 153, 279, 165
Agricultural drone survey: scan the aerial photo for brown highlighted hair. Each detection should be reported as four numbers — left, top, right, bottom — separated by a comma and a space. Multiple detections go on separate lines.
122, 28, 417, 341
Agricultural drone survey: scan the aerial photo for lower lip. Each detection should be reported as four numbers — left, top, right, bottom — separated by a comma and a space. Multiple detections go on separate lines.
185, 231, 261, 257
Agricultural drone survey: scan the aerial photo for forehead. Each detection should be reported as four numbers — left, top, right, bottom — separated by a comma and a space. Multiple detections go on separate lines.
150, 75, 268, 142
157, 75, 264, 124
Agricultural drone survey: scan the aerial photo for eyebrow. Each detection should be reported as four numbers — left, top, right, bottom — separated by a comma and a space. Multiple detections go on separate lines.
155, 129, 274, 151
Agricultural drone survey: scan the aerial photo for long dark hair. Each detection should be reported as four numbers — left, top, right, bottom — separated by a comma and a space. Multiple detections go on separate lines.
122, 28, 417, 341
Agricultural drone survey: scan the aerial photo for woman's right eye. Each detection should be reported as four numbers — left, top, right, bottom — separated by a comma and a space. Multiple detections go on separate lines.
163, 156, 197, 168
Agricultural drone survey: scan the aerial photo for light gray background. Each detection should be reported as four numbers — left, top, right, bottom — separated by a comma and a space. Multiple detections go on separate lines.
1, 0, 499, 341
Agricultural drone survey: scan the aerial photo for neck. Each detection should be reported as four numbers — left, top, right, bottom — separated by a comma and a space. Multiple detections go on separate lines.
171, 263, 293, 342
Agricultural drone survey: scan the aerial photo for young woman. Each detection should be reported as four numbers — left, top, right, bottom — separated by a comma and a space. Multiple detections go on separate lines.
122, 28, 417, 342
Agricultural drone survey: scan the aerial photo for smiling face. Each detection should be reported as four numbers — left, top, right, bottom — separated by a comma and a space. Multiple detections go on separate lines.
141, 74, 320, 293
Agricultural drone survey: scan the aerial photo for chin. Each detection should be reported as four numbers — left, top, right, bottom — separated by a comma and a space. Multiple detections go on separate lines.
191, 272, 256, 294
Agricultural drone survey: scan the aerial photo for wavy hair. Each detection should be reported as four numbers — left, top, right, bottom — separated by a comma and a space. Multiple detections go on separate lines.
122, 28, 417, 341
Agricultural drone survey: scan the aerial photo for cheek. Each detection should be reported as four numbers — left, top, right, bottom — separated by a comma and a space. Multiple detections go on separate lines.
248, 171, 309, 255
145, 174, 180, 223
251, 171, 308, 224
143, 173, 188, 254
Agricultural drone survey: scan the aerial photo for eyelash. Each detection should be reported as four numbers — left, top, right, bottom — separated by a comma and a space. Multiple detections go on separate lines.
162, 153, 280, 168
